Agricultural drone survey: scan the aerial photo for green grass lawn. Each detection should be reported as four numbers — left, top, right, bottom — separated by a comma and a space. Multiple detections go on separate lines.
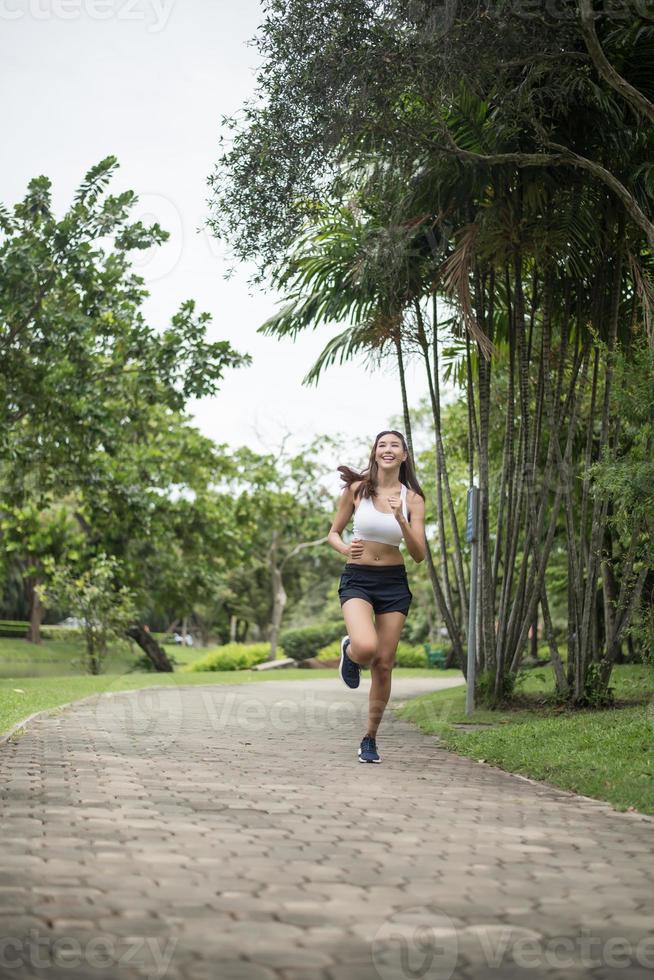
397, 664, 654, 815
0, 633, 235, 677
0, 634, 142, 676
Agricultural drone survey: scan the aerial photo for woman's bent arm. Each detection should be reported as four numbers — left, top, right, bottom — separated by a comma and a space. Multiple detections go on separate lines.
328, 486, 356, 557
397, 492, 426, 563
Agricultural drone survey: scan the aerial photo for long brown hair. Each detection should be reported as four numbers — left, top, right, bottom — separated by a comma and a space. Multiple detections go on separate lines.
338, 430, 425, 500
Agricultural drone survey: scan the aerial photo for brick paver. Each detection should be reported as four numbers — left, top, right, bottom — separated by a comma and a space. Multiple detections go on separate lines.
0, 675, 652, 980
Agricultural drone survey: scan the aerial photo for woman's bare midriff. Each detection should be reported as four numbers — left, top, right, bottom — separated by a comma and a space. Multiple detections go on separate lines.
349, 541, 405, 567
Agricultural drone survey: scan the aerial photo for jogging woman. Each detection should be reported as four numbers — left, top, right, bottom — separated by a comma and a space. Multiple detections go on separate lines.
327, 430, 426, 763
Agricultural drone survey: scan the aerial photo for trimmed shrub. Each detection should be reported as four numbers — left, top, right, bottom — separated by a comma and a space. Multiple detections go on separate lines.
316, 640, 427, 667
184, 643, 277, 672
40, 625, 68, 640
0, 620, 60, 640
0, 620, 28, 634
279, 623, 344, 662
395, 643, 428, 668
317, 640, 342, 661
0, 620, 32, 638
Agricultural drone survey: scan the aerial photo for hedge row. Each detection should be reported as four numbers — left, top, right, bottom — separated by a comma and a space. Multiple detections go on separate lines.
0, 621, 63, 640
394, 644, 429, 668
279, 623, 345, 661
183, 643, 276, 672
317, 640, 428, 668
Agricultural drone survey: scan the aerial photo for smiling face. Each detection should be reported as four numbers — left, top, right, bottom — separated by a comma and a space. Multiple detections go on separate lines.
374, 433, 407, 472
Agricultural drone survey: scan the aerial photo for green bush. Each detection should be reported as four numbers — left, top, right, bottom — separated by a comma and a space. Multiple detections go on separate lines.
399, 611, 430, 645
279, 623, 344, 661
476, 666, 521, 708
184, 643, 277, 672
316, 639, 427, 667
39, 625, 68, 640
0, 620, 30, 638
395, 643, 427, 667
316, 640, 342, 661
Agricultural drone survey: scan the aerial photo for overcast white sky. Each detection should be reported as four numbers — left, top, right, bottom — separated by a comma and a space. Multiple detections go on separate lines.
1, 0, 441, 476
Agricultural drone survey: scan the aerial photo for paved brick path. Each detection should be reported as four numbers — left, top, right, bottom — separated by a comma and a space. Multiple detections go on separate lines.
1, 676, 652, 980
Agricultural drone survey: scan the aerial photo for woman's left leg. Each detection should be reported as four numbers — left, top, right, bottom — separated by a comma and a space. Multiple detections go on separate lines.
366, 611, 406, 738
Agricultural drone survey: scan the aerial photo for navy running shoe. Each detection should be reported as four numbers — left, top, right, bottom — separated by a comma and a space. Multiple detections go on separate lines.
358, 735, 381, 763
339, 635, 360, 689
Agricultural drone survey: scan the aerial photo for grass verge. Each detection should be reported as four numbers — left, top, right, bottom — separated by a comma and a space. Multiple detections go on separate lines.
396, 664, 654, 815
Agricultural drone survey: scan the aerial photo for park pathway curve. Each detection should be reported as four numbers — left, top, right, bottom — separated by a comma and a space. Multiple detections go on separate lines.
0, 675, 652, 980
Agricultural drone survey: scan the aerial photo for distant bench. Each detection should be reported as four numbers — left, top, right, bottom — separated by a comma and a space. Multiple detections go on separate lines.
424, 644, 448, 669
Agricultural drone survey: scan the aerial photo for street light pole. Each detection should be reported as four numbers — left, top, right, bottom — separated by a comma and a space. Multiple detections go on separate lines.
465, 485, 479, 717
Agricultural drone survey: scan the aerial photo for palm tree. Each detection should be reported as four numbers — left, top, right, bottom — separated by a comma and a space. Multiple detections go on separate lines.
240, 0, 654, 705
260, 189, 471, 666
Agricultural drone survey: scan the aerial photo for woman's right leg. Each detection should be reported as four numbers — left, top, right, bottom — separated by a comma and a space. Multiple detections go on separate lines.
342, 598, 377, 666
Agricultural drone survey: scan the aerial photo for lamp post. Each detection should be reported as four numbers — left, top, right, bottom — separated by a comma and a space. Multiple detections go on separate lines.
465, 485, 479, 717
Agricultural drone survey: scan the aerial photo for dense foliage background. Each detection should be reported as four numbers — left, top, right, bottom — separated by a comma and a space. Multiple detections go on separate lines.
208, 0, 654, 705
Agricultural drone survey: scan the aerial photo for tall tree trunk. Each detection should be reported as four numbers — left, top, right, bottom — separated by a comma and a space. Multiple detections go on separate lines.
268, 533, 327, 661
268, 531, 286, 661
540, 586, 567, 692
398, 318, 465, 668
472, 264, 495, 689
601, 511, 618, 663
126, 625, 174, 671
269, 568, 287, 662
578, 213, 625, 701
434, 329, 468, 627
268, 531, 286, 660
509, 335, 594, 676
530, 609, 538, 660
26, 579, 44, 645
87, 630, 101, 675
416, 310, 456, 622
197, 616, 210, 647
495, 266, 518, 684
395, 332, 413, 443
414, 302, 467, 634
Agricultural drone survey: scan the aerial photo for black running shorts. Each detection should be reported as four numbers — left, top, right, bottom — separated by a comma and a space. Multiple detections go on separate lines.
338, 562, 413, 616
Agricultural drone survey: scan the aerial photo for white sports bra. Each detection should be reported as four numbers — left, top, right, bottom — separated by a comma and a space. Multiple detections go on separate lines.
352, 484, 409, 547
